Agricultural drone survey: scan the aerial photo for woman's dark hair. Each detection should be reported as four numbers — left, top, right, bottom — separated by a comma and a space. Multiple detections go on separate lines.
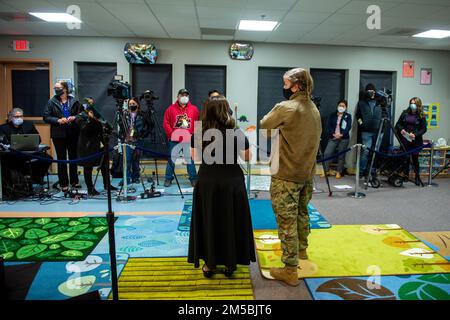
57, 81, 70, 93
208, 89, 220, 97
128, 97, 143, 115
337, 99, 348, 108
201, 96, 235, 132
409, 97, 425, 119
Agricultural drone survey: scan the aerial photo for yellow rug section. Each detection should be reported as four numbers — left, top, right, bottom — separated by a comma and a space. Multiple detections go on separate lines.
112, 257, 254, 300
255, 225, 450, 279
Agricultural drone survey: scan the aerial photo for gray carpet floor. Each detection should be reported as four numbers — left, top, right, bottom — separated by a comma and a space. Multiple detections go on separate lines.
249, 175, 450, 300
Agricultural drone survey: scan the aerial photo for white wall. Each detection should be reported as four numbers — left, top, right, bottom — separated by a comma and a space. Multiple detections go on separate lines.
1, 35, 449, 142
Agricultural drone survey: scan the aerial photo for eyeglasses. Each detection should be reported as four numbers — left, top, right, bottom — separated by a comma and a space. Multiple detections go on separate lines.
13, 115, 23, 118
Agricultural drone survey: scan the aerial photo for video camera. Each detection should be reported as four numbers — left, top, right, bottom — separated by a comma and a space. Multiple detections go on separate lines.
375, 89, 393, 109
139, 90, 159, 105
107, 80, 131, 101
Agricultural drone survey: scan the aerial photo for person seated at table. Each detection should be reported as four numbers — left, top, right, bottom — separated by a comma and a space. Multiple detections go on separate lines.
0, 108, 52, 184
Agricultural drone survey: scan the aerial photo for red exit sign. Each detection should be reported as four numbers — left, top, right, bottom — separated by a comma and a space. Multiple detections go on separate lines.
12, 40, 30, 52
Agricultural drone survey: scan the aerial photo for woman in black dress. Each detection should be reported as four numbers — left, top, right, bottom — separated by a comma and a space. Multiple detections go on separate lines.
188, 96, 256, 278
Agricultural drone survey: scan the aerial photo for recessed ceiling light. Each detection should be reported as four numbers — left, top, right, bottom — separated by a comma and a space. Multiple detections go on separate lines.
412, 29, 450, 39
238, 20, 278, 31
29, 12, 82, 23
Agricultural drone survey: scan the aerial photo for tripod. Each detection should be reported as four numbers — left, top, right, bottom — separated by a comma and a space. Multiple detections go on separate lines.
364, 113, 424, 189
317, 141, 332, 197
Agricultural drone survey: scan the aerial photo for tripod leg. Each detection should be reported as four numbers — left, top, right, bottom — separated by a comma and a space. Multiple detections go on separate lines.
365, 121, 385, 189
318, 144, 332, 196
154, 158, 159, 185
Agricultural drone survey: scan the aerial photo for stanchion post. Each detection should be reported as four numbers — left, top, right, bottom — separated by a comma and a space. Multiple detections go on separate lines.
348, 144, 366, 199
122, 143, 128, 199
427, 140, 439, 187
103, 143, 119, 301
246, 161, 251, 198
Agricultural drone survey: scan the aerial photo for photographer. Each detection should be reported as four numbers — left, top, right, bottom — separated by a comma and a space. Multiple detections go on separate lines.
43, 81, 81, 192
76, 98, 118, 196
356, 83, 383, 176
118, 97, 145, 185
395, 97, 427, 186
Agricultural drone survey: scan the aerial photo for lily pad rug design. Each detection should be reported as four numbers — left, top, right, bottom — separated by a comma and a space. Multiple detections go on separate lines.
0, 217, 112, 261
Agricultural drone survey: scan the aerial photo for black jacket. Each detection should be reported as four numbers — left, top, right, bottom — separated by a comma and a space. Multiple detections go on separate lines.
76, 111, 104, 167
395, 109, 427, 147
43, 96, 81, 139
0, 121, 40, 144
356, 99, 382, 133
326, 111, 352, 140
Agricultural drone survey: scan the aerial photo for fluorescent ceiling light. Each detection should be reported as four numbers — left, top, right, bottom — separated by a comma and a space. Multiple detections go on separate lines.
412, 29, 450, 39
238, 20, 278, 31
29, 12, 82, 23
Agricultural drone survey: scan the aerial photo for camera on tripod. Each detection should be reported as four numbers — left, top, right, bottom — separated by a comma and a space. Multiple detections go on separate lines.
139, 90, 159, 105
311, 95, 322, 110
107, 80, 131, 101
375, 89, 393, 109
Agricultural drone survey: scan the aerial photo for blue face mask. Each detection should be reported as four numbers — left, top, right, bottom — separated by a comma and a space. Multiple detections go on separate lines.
410, 103, 417, 111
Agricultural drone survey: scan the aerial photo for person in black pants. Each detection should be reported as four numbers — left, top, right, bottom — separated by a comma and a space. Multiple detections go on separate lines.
43, 81, 81, 192
76, 98, 118, 196
395, 97, 427, 186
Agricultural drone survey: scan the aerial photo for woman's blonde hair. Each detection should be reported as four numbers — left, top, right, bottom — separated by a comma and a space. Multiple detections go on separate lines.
283, 68, 314, 95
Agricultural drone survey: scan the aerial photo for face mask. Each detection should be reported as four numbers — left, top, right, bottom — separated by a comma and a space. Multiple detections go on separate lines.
54, 88, 64, 96
283, 87, 293, 100
129, 105, 138, 112
409, 103, 417, 111
366, 90, 375, 100
12, 118, 23, 126
179, 96, 189, 105
337, 106, 346, 113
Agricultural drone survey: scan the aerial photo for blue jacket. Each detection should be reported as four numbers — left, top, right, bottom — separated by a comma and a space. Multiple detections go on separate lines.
326, 111, 352, 140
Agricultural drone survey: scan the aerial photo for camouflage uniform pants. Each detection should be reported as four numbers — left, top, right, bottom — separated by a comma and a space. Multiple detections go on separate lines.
270, 177, 313, 267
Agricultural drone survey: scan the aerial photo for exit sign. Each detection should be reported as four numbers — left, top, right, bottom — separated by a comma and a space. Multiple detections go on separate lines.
12, 40, 30, 52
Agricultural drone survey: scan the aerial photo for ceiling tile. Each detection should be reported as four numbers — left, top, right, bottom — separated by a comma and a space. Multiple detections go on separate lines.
384, 4, 446, 19
283, 11, 330, 24
337, 0, 400, 15
292, 0, 351, 13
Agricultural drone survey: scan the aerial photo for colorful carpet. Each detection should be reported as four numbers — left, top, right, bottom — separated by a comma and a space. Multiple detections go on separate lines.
94, 215, 189, 257
113, 257, 253, 300
25, 253, 129, 300
413, 231, 450, 260
0, 217, 111, 261
177, 199, 331, 232
255, 225, 450, 279
305, 274, 450, 300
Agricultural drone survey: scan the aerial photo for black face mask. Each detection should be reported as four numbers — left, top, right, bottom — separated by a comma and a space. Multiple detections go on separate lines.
283, 87, 293, 100
54, 88, 64, 96
129, 105, 138, 112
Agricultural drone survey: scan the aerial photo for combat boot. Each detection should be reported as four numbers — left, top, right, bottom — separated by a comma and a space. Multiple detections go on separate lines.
299, 249, 308, 260
269, 265, 300, 286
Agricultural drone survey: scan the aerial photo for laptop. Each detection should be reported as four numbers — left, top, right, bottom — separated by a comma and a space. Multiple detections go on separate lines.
10, 134, 40, 152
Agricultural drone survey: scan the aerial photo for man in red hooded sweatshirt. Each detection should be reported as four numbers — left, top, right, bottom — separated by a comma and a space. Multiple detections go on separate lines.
163, 88, 199, 187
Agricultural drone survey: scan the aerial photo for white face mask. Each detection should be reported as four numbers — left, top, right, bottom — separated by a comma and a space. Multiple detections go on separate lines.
179, 96, 189, 105
337, 106, 346, 113
12, 118, 24, 126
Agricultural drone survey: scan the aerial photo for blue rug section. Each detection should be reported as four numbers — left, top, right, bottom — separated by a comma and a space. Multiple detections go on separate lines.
94, 215, 189, 258
305, 274, 450, 300
249, 199, 331, 230
26, 253, 129, 300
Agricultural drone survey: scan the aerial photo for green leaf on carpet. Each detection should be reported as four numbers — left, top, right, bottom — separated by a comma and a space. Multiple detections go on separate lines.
0, 239, 20, 253
94, 226, 108, 233
398, 282, 450, 300
0, 228, 24, 239
91, 218, 108, 226
317, 278, 396, 300
49, 225, 68, 234
0, 224, 5, 230
16, 244, 48, 259
36, 250, 62, 259
73, 233, 98, 241
35, 218, 52, 225
67, 224, 90, 232
42, 223, 59, 230
0, 252, 14, 259
19, 239, 39, 245
78, 217, 91, 223
61, 250, 84, 257
418, 274, 450, 284
61, 240, 94, 250
40, 232, 77, 244
25, 229, 49, 239
9, 220, 33, 228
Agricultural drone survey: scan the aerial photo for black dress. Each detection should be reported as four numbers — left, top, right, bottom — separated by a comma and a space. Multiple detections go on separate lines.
188, 129, 256, 272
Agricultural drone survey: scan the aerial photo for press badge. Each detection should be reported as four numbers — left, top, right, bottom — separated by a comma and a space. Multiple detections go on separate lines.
341, 120, 347, 130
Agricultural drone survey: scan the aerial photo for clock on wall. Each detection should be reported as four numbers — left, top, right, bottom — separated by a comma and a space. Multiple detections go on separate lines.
124, 43, 158, 64
229, 42, 254, 60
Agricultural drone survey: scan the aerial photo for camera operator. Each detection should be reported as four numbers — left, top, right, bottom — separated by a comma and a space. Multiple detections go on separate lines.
76, 98, 118, 195
163, 88, 199, 187
356, 83, 383, 177
118, 97, 145, 185
0, 108, 52, 185
43, 81, 82, 192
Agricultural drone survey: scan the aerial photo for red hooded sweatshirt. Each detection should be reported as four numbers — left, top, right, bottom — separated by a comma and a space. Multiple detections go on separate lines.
163, 100, 199, 143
